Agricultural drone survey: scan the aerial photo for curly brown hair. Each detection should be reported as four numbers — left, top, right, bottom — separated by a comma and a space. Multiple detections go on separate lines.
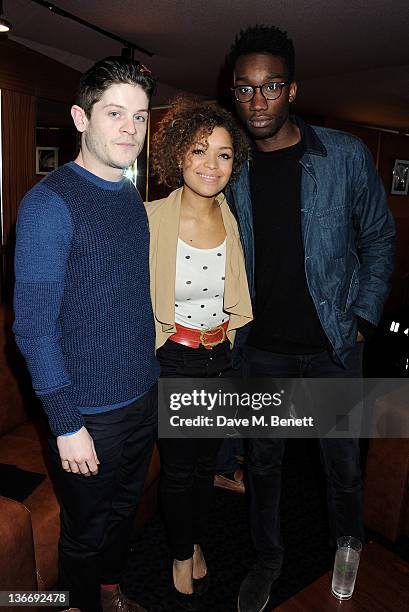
151, 96, 250, 188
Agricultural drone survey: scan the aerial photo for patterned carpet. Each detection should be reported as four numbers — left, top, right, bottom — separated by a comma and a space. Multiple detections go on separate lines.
123, 439, 336, 611
122, 327, 409, 611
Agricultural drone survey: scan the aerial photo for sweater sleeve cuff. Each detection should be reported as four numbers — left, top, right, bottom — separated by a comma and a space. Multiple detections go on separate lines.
356, 316, 377, 340
37, 386, 85, 436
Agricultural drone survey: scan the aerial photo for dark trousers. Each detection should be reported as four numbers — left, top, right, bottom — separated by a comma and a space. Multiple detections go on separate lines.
215, 438, 244, 474
159, 437, 222, 560
49, 386, 157, 612
215, 364, 244, 474
158, 339, 230, 559
243, 344, 365, 571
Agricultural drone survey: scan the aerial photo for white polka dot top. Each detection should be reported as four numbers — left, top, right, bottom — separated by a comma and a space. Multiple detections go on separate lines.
174, 237, 228, 330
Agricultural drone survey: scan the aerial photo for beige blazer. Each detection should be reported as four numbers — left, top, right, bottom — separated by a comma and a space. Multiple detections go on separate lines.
146, 187, 253, 350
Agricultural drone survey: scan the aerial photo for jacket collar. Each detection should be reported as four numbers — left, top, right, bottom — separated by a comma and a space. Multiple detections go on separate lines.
291, 115, 327, 157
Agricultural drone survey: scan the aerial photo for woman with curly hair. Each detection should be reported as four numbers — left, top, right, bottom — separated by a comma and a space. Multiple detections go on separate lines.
148, 98, 252, 609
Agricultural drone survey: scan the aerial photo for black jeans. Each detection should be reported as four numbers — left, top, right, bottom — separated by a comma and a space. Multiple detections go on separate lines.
243, 344, 365, 572
158, 339, 231, 559
157, 338, 233, 378
48, 386, 157, 612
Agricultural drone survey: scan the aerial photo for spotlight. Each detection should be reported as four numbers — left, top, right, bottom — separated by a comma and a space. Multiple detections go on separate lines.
124, 162, 138, 187
0, 1, 12, 33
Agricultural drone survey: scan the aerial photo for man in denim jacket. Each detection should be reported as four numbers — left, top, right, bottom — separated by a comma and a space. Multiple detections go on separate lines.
225, 25, 395, 612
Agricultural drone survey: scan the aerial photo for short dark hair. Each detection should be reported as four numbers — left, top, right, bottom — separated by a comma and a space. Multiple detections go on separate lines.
227, 25, 295, 81
76, 56, 156, 117
151, 97, 250, 188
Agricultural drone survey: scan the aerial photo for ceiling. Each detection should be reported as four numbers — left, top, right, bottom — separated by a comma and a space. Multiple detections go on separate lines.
5, 0, 409, 131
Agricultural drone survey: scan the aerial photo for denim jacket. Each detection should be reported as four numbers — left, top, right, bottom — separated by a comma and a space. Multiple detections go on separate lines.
225, 116, 396, 365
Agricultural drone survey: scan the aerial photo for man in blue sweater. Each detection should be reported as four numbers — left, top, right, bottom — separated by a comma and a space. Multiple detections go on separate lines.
14, 57, 159, 612
224, 26, 395, 612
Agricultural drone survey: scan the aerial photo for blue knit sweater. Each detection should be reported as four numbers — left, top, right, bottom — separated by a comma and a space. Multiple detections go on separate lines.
13, 162, 159, 436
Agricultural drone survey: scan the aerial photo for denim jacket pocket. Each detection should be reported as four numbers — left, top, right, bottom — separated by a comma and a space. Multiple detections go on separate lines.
336, 306, 359, 350
343, 265, 360, 312
317, 206, 348, 259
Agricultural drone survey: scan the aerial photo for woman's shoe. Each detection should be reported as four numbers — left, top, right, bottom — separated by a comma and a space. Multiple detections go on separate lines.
170, 582, 200, 611
170, 557, 200, 611
193, 572, 209, 595
192, 544, 209, 595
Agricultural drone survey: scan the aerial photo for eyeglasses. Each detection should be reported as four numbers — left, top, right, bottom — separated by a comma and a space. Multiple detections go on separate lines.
232, 81, 290, 103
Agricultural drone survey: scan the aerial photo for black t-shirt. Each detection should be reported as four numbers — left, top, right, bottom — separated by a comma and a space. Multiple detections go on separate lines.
247, 140, 327, 354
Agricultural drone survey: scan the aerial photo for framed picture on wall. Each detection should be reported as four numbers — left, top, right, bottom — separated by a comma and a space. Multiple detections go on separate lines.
391, 159, 409, 195
36, 146, 59, 175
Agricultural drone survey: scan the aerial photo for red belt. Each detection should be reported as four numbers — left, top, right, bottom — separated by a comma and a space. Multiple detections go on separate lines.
169, 321, 229, 350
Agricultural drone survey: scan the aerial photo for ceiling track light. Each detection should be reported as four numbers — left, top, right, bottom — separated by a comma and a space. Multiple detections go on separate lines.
121, 46, 135, 60
29, 0, 153, 57
0, 0, 12, 33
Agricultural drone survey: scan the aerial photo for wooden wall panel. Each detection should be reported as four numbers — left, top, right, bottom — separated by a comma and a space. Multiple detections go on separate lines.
0, 39, 81, 104
147, 107, 173, 202
378, 132, 409, 311
1, 90, 36, 301
0, 38, 81, 301
378, 132, 409, 218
